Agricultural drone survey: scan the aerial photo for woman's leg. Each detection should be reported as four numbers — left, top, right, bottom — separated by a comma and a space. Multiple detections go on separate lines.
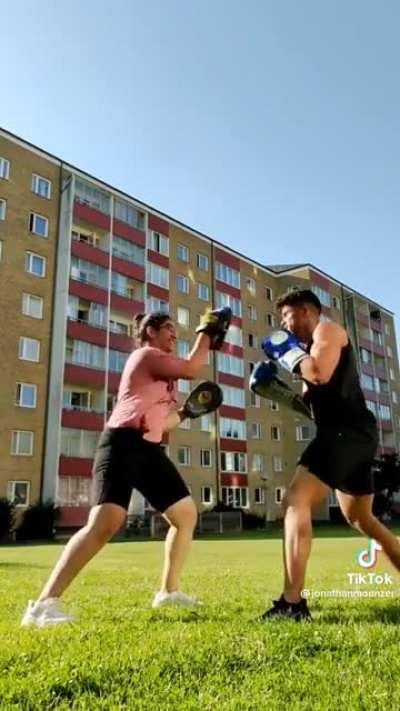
159, 496, 197, 593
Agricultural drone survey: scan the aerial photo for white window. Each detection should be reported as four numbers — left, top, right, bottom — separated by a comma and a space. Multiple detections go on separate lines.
252, 454, 264, 473
177, 243, 189, 262
148, 297, 169, 313
198, 283, 210, 301
249, 422, 262, 439
201, 486, 213, 504
254, 488, 265, 504
22, 293, 44, 319
60, 428, 99, 458
31, 174, 52, 199
225, 324, 243, 347
332, 296, 341, 311
271, 401, 279, 411
150, 231, 169, 256
221, 451, 247, 473
19, 337, 40, 362
177, 274, 189, 294
273, 456, 283, 472
16, 383, 37, 408
222, 487, 248, 509
366, 399, 378, 416
372, 330, 383, 347
114, 199, 143, 227
197, 253, 209, 271
248, 305, 257, 320
58, 477, 91, 506
177, 307, 190, 327
390, 368, 395, 381
296, 425, 311, 441
385, 323, 391, 336
0, 198, 6, 220
249, 391, 261, 408
271, 426, 281, 441
379, 404, 391, 421
220, 384, 245, 408
113, 236, 145, 267
387, 346, 393, 358
217, 353, 244, 377
0, 157, 10, 180
246, 277, 256, 295
219, 417, 246, 440
275, 487, 284, 504
66, 339, 105, 369
216, 291, 241, 317
201, 414, 213, 432
360, 347, 372, 364
311, 285, 331, 308
178, 446, 190, 466
177, 339, 190, 358
25, 252, 46, 277
216, 262, 240, 289
361, 373, 374, 391
147, 262, 169, 289
178, 379, 190, 393
266, 313, 275, 327
200, 449, 212, 467
29, 212, 49, 238
392, 392, 398, 404
265, 287, 273, 302
76, 181, 111, 214
7, 481, 30, 507
63, 390, 91, 411
248, 333, 258, 348
11, 431, 33, 456
179, 418, 191, 430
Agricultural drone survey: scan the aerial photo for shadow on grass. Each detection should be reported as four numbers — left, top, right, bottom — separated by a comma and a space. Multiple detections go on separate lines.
0, 561, 49, 569
311, 600, 400, 626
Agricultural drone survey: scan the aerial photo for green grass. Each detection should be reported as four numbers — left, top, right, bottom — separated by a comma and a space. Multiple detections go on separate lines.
1, 527, 400, 710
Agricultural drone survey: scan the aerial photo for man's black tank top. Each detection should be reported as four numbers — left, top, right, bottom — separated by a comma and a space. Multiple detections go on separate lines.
306, 340, 377, 433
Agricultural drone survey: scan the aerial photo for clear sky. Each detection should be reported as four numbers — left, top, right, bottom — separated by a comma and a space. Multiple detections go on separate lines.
3, 0, 400, 338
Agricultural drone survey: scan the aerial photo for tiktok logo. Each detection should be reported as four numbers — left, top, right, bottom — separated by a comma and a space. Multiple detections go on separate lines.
356, 539, 383, 569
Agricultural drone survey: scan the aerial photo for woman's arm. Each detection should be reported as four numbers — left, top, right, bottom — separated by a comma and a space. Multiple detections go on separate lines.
148, 333, 211, 381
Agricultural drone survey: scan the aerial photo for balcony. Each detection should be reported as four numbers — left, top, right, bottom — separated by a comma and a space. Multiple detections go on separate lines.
64, 362, 121, 393
61, 407, 105, 431
221, 473, 248, 487
59, 455, 93, 477
67, 318, 133, 353
70, 275, 144, 316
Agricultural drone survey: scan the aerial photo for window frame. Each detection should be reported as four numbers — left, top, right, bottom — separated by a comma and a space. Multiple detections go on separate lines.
0, 157, 10, 180
7, 480, 30, 507
31, 173, 52, 200
11, 430, 34, 456
15, 382, 37, 408
29, 212, 49, 238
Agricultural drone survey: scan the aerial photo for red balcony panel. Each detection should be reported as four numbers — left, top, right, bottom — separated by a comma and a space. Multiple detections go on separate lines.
69, 279, 108, 306
147, 283, 169, 301
59, 456, 93, 477
57, 506, 90, 528
147, 250, 169, 268
380, 419, 393, 431
71, 239, 109, 268
108, 371, 122, 393
215, 248, 240, 270
220, 405, 246, 420
110, 293, 144, 315
113, 219, 146, 246
357, 312, 370, 328
359, 337, 385, 358
362, 389, 379, 403
375, 366, 387, 379
74, 201, 111, 231
373, 344, 385, 357
215, 280, 241, 300
361, 363, 375, 378
231, 316, 242, 328
64, 363, 106, 388
310, 270, 331, 290
371, 320, 383, 333
220, 438, 247, 452
61, 409, 104, 431
218, 372, 245, 388
111, 255, 145, 282
379, 446, 396, 456
220, 342, 243, 358
221, 474, 248, 487
67, 319, 107, 347
109, 332, 134, 353
148, 214, 170, 235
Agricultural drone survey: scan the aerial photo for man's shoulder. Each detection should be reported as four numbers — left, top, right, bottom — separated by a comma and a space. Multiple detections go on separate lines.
313, 319, 347, 345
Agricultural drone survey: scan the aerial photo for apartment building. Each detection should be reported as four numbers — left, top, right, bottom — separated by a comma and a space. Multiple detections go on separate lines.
1, 127, 399, 526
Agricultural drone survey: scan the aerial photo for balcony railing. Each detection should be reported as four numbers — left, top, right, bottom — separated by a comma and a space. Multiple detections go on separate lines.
70, 274, 144, 302
68, 316, 132, 337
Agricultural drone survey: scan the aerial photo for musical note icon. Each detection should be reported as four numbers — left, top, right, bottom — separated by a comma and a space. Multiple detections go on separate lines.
356, 539, 382, 569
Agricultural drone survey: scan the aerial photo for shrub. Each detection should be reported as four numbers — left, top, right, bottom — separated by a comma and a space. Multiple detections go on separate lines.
0, 498, 16, 541
15, 500, 59, 541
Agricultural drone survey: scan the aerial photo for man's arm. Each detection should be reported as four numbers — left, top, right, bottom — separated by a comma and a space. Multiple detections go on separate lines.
299, 322, 347, 385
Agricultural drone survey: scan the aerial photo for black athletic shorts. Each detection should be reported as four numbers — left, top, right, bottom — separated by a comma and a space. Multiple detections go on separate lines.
298, 424, 378, 496
91, 427, 190, 512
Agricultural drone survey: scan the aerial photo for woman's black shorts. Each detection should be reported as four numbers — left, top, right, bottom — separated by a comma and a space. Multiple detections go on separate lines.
91, 427, 190, 512
298, 424, 378, 495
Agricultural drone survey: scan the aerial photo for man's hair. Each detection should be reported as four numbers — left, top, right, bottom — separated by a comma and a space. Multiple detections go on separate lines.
276, 289, 322, 313
132, 311, 171, 344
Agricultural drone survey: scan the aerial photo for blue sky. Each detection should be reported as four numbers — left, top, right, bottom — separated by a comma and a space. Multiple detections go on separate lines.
3, 1, 400, 337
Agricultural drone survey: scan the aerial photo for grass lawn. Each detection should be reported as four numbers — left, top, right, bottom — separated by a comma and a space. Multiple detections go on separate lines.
1, 527, 400, 710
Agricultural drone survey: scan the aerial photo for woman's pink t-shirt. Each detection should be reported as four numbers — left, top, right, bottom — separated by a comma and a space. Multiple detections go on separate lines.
107, 346, 193, 443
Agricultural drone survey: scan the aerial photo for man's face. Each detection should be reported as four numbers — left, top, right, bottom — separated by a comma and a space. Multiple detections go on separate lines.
153, 320, 177, 353
280, 305, 311, 341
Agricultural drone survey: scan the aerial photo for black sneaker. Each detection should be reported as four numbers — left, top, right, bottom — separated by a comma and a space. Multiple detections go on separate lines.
260, 594, 312, 622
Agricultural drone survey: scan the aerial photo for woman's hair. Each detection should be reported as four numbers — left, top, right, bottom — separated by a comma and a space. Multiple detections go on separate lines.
132, 312, 172, 344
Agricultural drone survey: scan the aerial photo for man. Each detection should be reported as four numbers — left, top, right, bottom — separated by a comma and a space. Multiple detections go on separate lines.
251, 289, 400, 621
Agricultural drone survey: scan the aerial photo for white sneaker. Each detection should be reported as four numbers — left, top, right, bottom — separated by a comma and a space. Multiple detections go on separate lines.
152, 591, 203, 609
21, 598, 74, 627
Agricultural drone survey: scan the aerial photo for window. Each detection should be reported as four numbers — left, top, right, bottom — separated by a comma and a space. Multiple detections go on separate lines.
390, 368, 395, 381
178, 446, 190, 466
217, 353, 244, 377
271, 401, 279, 411
249, 422, 262, 439
72, 228, 100, 248
254, 488, 265, 505
147, 262, 169, 289
379, 404, 391, 421
216, 291, 241, 317
71, 256, 108, 289
201, 414, 213, 432
219, 418, 246, 440
201, 486, 213, 504
177, 243, 189, 262
114, 200, 144, 228
19, 337, 40, 362
197, 253, 209, 271
0, 198, 6, 220
109, 350, 129, 373
375, 378, 389, 395
60, 428, 99, 458
220, 384, 245, 408
246, 277, 256, 295
248, 333, 258, 348
198, 283, 210, 301
112, 236, 145, 266
25, 252, 46, 277
311, 285, 331, 308
252, 454, 264, 473
22, 293, 43, 319
222, 487, 248, 509
220, 451, 247, 473
387, 346, 393, 358
275, 487, 284, 504
177, 307, 190, 327
148, 297, 169, 313
392, 392, 398, 405
265, 287, 273, 302
360, 348, 372, 364
225, 324, 243, 347
177, 274, 189, 294
29, 212, 49, 238
332, 296, 341, 311
179, 418, 191, 430
248, 305, 257, 320
32, 174, 52, 199
372, 330, 383, 347
177, 339, 190, 358
63, 390, 91, 411
16, 383, 37, 408
385, 323, 391, 337
178, 379, 190, 394
271, 426, 281, 441
0, 157, 10, 180
11, 431, 33, 456
296, 425, 311, 441
150, 231, 169, 256
58, 477, 91, 506
66, 339, 105, 369
266, 313, 275, 328
200, 449, 212, 467
273, 456, 283, 472
7, 481, 30, 507
249, 391, 261, 408
216, 262, 240, 289
361, 373, 374, 391
366, 399, 378, 416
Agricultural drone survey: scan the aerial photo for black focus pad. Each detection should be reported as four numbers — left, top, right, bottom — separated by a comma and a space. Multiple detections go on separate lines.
195, 307, 232, 350
181, 381, 223, 418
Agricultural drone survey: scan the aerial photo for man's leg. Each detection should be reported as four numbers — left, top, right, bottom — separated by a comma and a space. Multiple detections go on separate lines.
282, 466, 329, 603
337, 492, 400, 571
159, 496, 197, 593
38, 503, 127, 601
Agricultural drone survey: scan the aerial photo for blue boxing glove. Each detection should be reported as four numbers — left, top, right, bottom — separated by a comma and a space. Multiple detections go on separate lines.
249, 360, 312, 418
262, 329, 308, 373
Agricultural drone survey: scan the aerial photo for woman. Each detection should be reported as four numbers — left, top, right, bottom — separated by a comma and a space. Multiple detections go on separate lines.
22, 309, 225, 626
